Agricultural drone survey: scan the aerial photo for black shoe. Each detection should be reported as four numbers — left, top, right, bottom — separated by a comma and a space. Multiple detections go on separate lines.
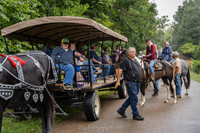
133, 114, 144, 120
152, 92, 158, 97
117, 109, 127, 118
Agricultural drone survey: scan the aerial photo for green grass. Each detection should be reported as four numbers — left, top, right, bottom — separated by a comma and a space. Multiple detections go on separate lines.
2, 90, 115, 133
186, 60, 200, 83
190, 71, 200, 82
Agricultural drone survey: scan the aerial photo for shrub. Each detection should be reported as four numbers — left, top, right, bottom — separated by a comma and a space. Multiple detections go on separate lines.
179, 43, 197, 56
192, 59, 200, 73
193, 45, 200, 60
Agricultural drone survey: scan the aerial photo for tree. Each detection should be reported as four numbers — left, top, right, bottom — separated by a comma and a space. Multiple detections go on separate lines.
172, 0, 200, 51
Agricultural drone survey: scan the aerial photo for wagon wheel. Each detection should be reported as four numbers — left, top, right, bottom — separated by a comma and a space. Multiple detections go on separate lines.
84, 91, 101, 121
118, 80, 127, 99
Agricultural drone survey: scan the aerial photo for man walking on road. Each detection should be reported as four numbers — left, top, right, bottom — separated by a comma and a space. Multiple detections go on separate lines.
173, 51, 182, 98
115, 47, 144, 121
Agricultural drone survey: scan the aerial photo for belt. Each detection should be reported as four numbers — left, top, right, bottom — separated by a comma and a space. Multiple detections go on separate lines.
125, 80, 140, 83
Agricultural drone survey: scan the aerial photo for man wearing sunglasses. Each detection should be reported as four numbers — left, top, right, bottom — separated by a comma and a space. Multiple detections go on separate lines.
51, 38, 75, 88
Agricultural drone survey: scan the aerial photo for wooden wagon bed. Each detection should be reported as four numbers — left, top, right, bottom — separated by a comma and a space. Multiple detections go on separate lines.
55, 77, 123, 92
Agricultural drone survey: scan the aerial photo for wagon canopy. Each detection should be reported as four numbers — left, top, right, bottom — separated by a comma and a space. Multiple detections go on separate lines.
1, 16, 128, 45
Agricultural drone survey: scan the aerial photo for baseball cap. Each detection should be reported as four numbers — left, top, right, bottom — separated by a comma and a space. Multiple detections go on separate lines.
145, 37, 151, 42
139, 51, 142, 54
173, 51, 179, 57
90, 43, 97, 48
61, 38, 69, 44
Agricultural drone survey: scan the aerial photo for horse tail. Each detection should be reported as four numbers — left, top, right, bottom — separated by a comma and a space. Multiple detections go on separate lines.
186, 67, 190, 89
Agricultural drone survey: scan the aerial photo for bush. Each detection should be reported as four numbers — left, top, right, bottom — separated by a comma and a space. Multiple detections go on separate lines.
192, 59, 200, 73
179, 43, 197, 56
193, 45, 200, 60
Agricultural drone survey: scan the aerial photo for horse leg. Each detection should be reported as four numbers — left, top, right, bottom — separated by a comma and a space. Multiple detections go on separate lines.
182, 76, 189, 96
44, 91, 53, 132
139, 82, 146, 106
162, 78, 171, 103
170, 79, 177, 104
36, 102, 47, 133
0, 107, 3, 133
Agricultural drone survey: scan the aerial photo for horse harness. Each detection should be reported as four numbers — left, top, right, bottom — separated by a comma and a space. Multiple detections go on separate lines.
0, 52, 57, 102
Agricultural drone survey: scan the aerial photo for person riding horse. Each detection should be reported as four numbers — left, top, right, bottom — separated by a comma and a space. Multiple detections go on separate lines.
142, 37, 159, 96
159, 42, 172, 62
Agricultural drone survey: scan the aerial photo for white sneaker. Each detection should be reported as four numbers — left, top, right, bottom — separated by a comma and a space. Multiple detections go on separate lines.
94, 69, 102, 75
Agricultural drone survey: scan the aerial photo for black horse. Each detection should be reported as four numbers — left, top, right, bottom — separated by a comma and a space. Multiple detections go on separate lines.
0, 51, 57, 133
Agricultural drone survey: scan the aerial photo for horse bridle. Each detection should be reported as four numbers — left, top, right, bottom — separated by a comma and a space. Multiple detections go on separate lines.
0, 53, 57, 91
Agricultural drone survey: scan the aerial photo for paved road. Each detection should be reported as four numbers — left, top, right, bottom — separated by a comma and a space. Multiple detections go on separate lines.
52, 80, 200, 133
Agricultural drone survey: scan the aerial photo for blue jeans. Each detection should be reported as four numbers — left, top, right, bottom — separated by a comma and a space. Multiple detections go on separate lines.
156, 80, 159, 90
100, 65, 110, 77
56, 64, 75, 85
119, 81, 140, 117
109, 65, 114, 75
81, 60, 97, 82
175, 73, 182, 95
149, 59, 157, 74
149, 59, 159, 90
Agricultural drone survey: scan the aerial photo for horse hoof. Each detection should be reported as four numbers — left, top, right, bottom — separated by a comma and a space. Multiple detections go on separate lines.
173, 101, 177, 104
164, 101, 168, 103
185, 93, 188, 96
139, 102, 143, 107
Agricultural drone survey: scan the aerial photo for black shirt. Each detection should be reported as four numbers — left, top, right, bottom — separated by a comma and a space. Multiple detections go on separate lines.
120, 57, 142, 83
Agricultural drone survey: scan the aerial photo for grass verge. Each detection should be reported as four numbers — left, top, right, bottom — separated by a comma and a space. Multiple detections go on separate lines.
2, 90, 115, 133
186, 60, 200, 82
190, 71, 200, 83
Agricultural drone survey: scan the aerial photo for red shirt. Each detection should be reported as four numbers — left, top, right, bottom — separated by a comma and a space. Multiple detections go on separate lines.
143, 44, 157, 60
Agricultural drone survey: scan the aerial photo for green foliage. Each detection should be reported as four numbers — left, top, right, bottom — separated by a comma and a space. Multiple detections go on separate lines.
0, 0, 167, 54
192, 59, 200, 73
179, 43, 197, 55
172, 0, 200, 51
0, 0, 89, 54
193, 45, 200, 60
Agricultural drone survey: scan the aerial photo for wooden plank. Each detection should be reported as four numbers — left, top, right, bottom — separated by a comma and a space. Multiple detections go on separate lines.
55, 77, 123, 91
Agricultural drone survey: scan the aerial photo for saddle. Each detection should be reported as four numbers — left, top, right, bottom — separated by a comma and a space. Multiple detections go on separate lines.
153, 61, 166, 71
144, 61, 166, 71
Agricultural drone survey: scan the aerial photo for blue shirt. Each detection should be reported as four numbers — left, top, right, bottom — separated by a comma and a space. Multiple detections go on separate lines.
160, 46, 172, 61
90, 51, 102, 64
51, 46, 74, 65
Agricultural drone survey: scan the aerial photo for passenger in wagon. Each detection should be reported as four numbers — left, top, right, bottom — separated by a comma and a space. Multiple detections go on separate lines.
103, 47, 114, 75
114, 45, 122, 62
76, 41, 85, 56
51, 38, 75, 88
89, 43, 110, 78
69, 42, 102, 83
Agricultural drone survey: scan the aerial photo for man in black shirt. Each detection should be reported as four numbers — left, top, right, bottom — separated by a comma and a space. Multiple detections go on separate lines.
115, 47, 144, 120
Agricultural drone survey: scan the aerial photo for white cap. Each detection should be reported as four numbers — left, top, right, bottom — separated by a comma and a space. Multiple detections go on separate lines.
173, 51, 179, 57
139, 51, 142, 54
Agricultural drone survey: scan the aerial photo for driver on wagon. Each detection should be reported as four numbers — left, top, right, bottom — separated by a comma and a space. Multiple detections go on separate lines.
51, 38, 75, 88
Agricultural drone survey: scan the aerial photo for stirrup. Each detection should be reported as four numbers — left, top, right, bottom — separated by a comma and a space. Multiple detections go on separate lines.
150, 75, 155, 81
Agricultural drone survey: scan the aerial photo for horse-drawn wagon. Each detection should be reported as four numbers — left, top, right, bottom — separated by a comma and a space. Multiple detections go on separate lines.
0, 16, 128, 132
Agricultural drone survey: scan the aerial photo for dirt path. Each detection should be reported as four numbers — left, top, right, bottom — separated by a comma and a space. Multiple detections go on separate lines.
52, 80, 200, 133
